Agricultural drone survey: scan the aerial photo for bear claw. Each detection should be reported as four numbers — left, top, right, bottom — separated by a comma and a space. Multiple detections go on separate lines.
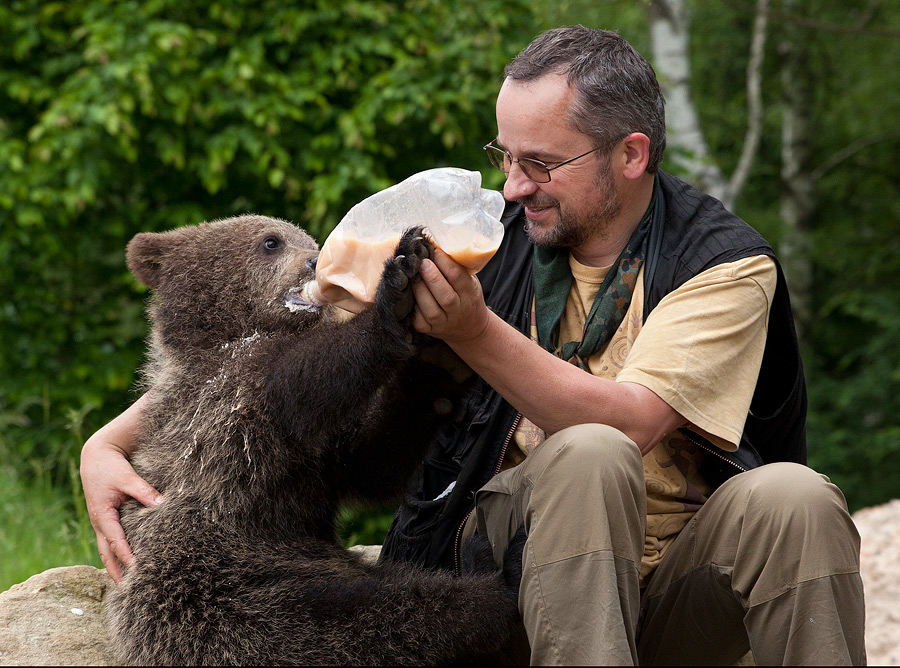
379, 227, 435, 326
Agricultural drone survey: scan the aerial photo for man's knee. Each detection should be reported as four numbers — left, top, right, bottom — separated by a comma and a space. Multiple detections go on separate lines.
522, 424, 646, 567
724, 463, 860, 581
527, 423, 642, 486
729, 462, 852, 526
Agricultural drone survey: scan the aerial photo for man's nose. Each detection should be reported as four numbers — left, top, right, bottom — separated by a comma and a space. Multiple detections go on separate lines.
502, 162, 539, 201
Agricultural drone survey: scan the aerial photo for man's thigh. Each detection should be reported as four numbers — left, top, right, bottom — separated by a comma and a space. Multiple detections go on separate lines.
637, 462, 862, 666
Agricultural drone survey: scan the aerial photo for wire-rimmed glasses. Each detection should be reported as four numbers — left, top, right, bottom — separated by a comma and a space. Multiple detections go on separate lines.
483, 139, 610, 183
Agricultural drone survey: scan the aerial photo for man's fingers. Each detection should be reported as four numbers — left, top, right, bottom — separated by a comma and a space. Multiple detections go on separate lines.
121, 473, 163, 509
90, 473, 160, 583
431, 248, 472, 287
96, 505, 135, 563
431, 247, 465, 275
418, 258, 461, 310
411, 263, 446, 333
108, 536, 136, 573
96, 530, 125, 583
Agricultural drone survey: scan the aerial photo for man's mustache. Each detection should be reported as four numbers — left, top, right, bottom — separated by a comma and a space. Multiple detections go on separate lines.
518, 195, 559, 209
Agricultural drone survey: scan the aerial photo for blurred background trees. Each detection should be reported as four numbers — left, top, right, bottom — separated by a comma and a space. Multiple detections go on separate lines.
1, 0, 897, 590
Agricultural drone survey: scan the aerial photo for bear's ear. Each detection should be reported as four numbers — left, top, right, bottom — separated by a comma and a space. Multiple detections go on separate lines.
126, 232, 171, 290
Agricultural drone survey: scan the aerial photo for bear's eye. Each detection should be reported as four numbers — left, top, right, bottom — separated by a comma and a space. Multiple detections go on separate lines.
263, 236, 281, 251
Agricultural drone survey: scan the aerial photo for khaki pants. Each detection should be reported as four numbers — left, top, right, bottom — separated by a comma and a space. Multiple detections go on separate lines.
463, 424, 866, 666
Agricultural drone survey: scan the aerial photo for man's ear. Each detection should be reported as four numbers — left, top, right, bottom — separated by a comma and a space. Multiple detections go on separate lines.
126, 230, 182, 290
620, 132, 651, 180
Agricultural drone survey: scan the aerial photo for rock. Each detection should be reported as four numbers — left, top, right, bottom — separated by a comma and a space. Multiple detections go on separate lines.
854, 498, 900, 667
0, 565, 115, 666
0, 549, 384, 666
348, 543, 382, 563
1, 502, 897, 666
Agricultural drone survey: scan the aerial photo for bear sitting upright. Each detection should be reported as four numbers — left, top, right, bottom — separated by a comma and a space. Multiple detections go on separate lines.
103, 214, 522, 666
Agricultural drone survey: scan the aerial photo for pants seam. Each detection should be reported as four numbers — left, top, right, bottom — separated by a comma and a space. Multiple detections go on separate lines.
746, 567, 863, 608
531, 549, 563, 664
533, 547, 620, 569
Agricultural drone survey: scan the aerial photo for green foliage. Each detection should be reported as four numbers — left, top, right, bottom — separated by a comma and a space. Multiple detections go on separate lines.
0, 0, 535, 488
0, 462, 101, 592
807, 290, 900, 511
338, 502, 398, 549
806, 134, 900, 509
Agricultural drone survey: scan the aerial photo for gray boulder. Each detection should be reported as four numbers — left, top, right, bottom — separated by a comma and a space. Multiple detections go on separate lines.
0, 545, 381, 666
0, 565, 115, 666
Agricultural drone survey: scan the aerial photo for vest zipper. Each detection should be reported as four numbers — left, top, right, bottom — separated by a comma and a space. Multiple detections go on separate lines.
452, 508, 474, 577
493, 413, 522, 475
679, 428, 748, 473
454, 412, 523, 576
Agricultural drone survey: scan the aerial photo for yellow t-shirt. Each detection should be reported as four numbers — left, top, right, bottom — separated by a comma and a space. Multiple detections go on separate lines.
509, 253, 777, 582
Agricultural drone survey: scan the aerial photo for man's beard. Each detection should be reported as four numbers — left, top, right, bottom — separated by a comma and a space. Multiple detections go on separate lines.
522, 159, 622, 249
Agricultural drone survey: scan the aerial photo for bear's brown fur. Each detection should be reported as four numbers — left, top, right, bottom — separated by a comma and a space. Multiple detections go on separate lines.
103, 215, 521, 665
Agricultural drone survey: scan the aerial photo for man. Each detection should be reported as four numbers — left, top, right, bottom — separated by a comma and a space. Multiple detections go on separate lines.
82, 25, 864, 666
379, 25, 865, 665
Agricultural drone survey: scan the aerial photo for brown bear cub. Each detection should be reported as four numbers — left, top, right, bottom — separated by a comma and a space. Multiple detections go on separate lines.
103, 215, 522, 666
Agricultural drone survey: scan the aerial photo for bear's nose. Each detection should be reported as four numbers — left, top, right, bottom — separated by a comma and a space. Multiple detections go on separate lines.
305, 256, 318, 273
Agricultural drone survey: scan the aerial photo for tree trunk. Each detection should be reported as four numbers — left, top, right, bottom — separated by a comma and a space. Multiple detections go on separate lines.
648, 0, 729, 203
778, 0, 816, 343
729, 0, 769, 203
649, 0, 769, 211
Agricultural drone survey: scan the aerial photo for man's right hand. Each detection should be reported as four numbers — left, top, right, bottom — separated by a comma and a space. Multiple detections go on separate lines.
79, 393, 161, 583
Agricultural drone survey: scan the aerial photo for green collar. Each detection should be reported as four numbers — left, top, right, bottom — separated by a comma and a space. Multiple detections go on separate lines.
533, 176, 659, 369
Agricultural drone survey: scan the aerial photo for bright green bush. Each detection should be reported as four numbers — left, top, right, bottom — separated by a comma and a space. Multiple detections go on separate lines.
0, 0, 533, 484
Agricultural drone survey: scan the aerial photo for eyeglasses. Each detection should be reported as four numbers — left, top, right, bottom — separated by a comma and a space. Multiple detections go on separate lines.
483, 139, 610, 183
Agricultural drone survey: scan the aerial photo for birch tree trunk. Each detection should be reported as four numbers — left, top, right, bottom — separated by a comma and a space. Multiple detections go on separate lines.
648, 0, 729, 203
648, 0, 769, 212
778, 0, 815, 342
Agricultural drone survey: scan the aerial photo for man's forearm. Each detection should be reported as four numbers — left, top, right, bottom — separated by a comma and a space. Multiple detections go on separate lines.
446, 311, 684, 453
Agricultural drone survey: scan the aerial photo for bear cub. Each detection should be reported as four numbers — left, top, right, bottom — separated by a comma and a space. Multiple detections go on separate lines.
103, 215, 522, 666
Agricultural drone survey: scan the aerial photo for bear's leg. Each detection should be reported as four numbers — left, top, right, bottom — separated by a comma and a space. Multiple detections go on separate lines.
281, 548, 522, 666
264, 228, 433, 445
335, 350, 470, 501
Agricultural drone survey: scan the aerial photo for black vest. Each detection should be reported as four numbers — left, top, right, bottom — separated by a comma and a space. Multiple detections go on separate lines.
380, 170, 807, 572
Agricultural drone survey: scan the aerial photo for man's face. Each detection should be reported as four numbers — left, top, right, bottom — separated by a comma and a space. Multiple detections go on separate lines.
495, 74, 622, 249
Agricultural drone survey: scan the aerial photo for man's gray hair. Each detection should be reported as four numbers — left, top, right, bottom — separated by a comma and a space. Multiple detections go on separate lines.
504, 25, 667, 173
